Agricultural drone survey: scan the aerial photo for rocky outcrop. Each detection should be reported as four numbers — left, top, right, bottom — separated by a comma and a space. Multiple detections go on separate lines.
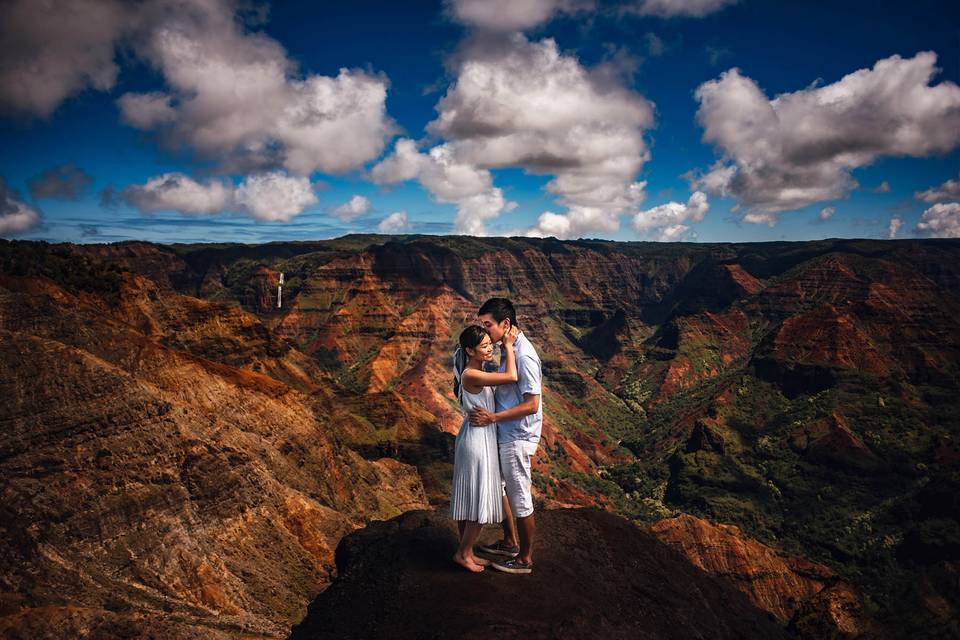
771, 305, 890, 375
789, 412, 883, 473
289, 509, 787, 640
649, 515, 873, 637
645, 259, 763, 322
751, 252, 960, 383
653, 308, 753, 399
789, 585, 878, 640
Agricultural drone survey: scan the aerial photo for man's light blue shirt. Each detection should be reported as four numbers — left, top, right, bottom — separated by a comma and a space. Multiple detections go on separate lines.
495, 331, 543, 444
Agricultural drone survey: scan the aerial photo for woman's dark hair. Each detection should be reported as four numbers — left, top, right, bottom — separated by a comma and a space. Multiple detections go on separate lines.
477, 297, 518, 329
454, 325, 487, 397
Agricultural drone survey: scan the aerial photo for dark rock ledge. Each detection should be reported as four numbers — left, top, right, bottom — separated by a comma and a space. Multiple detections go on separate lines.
288, 508, 786, 640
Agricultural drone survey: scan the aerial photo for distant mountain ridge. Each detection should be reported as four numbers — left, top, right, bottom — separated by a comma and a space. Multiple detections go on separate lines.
2, 235, 958, 638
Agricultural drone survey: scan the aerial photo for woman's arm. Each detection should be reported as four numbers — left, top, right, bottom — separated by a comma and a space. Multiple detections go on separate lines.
461, 341, 517, 387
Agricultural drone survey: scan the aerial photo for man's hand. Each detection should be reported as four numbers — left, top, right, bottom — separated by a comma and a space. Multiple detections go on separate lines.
470, 407, 496, 427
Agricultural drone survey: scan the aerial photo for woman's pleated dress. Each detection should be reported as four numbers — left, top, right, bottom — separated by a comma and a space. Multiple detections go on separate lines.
450, 385, 503, 524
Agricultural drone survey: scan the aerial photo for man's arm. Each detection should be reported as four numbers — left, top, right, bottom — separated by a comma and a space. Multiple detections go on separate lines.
470, 393, 540, 426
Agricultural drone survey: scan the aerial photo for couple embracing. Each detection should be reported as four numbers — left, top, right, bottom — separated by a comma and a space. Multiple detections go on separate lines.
450, 298, 542, 575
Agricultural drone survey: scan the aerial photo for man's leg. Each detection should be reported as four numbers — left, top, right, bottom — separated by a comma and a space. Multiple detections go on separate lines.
514, 440, 537, 564
516, 513, 535, 565
477, 478, 519, 556
500, 494, 518, 548
492, 440, 537, 572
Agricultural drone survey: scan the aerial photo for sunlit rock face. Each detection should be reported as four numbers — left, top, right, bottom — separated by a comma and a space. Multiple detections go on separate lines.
649, 514, 874, 636
2, 235, 959, 638
0, 250, 427, 638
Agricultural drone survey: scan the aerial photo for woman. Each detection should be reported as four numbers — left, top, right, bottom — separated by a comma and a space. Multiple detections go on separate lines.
450, 323, 519, 572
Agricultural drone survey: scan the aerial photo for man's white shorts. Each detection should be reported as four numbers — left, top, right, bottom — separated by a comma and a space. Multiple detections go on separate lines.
499, 439, 538, 518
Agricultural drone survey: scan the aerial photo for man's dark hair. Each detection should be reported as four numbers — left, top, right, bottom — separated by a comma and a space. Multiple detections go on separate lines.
478, 297, 518, 329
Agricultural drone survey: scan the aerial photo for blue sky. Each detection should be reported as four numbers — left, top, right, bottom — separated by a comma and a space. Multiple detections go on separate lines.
1, 0, 958, 244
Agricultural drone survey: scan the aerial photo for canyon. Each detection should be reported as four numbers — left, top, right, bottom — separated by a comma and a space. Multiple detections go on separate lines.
1, 235, 958, 638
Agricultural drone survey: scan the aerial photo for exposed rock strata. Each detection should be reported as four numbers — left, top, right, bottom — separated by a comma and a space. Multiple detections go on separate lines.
0, 270, 427, 638
649, 514, 872, 636
3, 236, 959, 639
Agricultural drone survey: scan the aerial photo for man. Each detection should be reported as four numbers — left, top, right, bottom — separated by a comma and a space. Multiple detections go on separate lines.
470, 298, 542, 575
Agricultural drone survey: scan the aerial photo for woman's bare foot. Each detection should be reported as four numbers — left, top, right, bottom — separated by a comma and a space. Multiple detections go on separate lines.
452, 553, 485, 573
471, 555, 491, 566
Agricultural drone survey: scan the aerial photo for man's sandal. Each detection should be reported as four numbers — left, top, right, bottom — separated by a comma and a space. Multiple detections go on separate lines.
490, 558, 533, 574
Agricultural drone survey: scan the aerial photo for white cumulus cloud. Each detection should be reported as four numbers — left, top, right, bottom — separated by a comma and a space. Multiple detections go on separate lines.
0, 0, 132, 117
0, 178, 41, 235
116, 91, 176, 129
446, 0, 589, 31
120, 173, 233, 215
377, 211, 410, 233
330, 195, 371, 222
916, 202, 960, 238
372, 139, 516, 236
447, 0, 727, 30
234, 172, 318, 222
742, 211, 778, 227
915, 174, 960, 203
817, 206, 835, 222
691, 52, 960, 223
120, 171, 317, 221
379, 34, 653, 238
631, 191, 709, 240
1, 0, 397, 175
625, 0, 738, 18
114, 0, 396, 175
